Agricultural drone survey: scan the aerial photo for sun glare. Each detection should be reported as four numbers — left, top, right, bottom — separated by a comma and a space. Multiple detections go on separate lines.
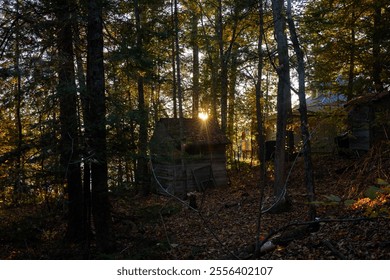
198, 112, 209, 121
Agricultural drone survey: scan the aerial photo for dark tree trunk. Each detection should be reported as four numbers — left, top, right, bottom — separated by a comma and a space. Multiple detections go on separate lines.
192, 11, 200, 118
254, 0, 267, 257
72, 8, 92, 252
256, 0, 266, 182
134, 0, 149, 195
87, 0, 113, 253
372, 2, 383, 91
271, 0, 290, 207
227, 45, 238, 162
286, 0, 316, 220
210, 56, 219, 120
228, 45, 238, 133
14, 0, 24, 199
174, 0, 186, 193
55, 0, 83, 242
170, 0, 178, 118
217, 0, 228, 133
136, 73, 149, 195
174, 0, 183, 119
347, 22, 356, 100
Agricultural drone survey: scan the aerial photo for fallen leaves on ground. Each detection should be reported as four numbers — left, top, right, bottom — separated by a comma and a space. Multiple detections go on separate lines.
113, 146, 390, 260
1, 142, 389, 259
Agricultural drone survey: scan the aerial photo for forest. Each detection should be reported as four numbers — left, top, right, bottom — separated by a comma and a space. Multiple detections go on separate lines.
0, 0, 389, 260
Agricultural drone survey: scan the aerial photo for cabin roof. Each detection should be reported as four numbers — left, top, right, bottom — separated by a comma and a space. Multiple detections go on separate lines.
345, 91, 390, 107
152, 118, 230, 146
305, 93, 347, 112
291, 93, 347, 114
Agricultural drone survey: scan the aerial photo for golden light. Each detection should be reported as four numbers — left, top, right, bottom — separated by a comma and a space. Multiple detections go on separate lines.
198, 112, 209, 121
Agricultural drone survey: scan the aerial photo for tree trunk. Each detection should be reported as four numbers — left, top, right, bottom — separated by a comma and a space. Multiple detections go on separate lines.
14, 0, 24, 199
73, 11, 92, 253
227, 45, 238, 162
256, 0, 266, 182
56, 0, 84, 243
372, 2, 383, 91
134, 0, 149, 196
170, 0, 178, 118
254, 0, 267, 257
87, 0, 113, 253
174, 0, 183, 119
71, 0, 92, 252
211, 56, 219, 120
192, 11, 200, 118
271, 0, 290, 210
286, 0, 316, 220
347, 22, 356, 100
174, 0, 186, 193
217, 0, 228, 133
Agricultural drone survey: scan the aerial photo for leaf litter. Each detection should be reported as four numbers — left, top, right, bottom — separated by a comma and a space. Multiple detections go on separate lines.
1, 142, 389, 259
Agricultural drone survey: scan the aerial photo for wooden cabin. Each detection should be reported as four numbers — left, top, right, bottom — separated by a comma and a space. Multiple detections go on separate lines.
150, 118, 230, 196
304, 94, 347, 153
345, 91, 390, 151
262, 93, 347, 157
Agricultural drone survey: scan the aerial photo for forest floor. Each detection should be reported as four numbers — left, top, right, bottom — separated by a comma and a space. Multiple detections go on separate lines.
1, 142, 390, 260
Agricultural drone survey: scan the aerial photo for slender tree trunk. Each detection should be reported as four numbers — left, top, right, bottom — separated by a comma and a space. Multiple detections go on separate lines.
254, 0, 267, 257
171, 0, 178, 118
256, 0, 266, 181
227, 45, 238, 162
151, 85, 159, 124
199, 12, 218, 120
134, 0, 149, 195
228, 45, 238, 131
372, 2, 383, 91
211, 56, 218, 120
174, 0, 183, 119
87, 0, 113, 253
347, 23, 355, 100
14, 0, 24, 198
192, 11, 200, 118
217, 0, 228, 133
271, 0, 290, 210
56, 0, 84, 242
286, 0, 316, 220
128, 87, 137, 185
265, 70, 270, 115
174, 0, 186, 193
